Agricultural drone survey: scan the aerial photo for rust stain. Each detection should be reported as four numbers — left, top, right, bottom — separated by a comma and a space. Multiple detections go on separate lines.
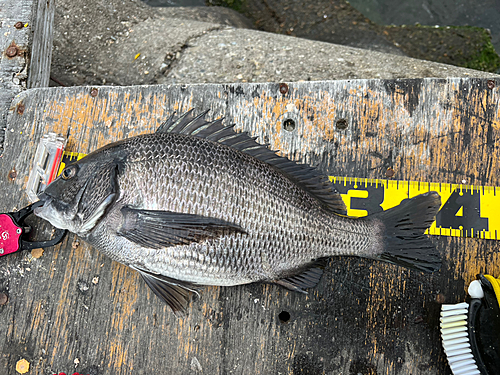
245, 82, 468, 176
16, 103, 25, 115
42, 91, 171, 153
445, 238, 500, 293
7, 168, 17, 181
6, 41, 21, 58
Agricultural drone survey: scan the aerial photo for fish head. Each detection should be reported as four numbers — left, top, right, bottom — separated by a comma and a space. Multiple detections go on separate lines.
34, 153, 121, 236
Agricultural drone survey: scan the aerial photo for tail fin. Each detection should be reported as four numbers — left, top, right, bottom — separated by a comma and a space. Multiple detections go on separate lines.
368, 191, 442, 273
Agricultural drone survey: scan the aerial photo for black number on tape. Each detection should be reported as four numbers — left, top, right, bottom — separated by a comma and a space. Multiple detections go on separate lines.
334, 183, 384, 215
435, 189, 489, 233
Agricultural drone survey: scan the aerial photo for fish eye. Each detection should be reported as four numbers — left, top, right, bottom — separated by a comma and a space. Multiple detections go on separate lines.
61, 165, 77, 180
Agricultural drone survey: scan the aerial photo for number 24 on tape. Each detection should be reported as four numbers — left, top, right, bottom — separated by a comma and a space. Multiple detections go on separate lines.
330, 177, 500, 240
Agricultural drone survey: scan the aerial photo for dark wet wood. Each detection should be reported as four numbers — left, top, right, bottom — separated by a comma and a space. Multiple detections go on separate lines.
1, 78, 499, 374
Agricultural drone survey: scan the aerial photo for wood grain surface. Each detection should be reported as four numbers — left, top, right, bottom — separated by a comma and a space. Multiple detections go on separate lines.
26, 0, 55, 89
0, 0, 55, 151
0, 78, 499, 375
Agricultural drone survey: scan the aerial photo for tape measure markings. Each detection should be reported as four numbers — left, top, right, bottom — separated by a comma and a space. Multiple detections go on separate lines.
331, 176, 499, 240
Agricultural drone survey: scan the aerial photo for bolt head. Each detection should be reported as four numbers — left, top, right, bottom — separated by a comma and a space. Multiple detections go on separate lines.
6, 46, 18, 57
8, 169, 17, 181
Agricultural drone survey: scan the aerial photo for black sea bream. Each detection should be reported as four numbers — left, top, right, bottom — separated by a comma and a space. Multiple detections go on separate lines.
35, 111, 441, 315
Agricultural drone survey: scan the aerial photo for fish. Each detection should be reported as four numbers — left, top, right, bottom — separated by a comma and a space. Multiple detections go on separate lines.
34, 110, 442, 316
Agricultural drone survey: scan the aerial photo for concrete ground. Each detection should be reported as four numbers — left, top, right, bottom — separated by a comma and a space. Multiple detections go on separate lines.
227, 0, 500, 73
49, 0, 498, 88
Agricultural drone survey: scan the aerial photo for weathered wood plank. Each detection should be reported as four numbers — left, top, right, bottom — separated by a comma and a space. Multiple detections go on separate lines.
1, 78, 499, 375
27, 0, 55, 89
0, 0, 55, 149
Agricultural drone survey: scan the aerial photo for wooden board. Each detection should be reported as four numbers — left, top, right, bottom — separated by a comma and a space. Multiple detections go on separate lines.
1, 78, 499, 375
0, 0, 55, 151
26, 0, 55, 89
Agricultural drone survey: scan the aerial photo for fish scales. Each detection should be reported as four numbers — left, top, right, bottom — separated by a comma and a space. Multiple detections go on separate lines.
35, 111, 441, 314
90, 132, 376, 285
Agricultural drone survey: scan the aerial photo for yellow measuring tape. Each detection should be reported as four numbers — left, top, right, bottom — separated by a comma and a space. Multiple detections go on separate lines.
331, 176, 499, 240
59, 152, 500, 240
58, 151, 86, 172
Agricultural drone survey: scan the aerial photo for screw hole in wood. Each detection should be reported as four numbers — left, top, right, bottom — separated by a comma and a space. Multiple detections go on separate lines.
283, 119, 296, 132
336, 118, 348, 130
278, 310, 291, 323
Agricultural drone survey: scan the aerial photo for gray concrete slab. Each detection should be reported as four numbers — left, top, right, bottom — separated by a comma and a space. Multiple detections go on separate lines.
221, 0, 500, 73
101, 17, 226, 85
51, 0, 252, 86
50, 0, 498, 88
159, 27, 499, 85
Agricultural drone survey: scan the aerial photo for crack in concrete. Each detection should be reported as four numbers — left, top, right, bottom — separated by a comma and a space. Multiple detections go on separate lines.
161, 25, 227, 78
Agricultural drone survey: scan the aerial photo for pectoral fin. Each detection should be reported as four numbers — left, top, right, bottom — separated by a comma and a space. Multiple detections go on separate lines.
117, 206, 246, 249
131, 265, 202, 317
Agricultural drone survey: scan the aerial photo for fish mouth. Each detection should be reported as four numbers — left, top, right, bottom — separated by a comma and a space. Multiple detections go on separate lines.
33, 192, 75, 233
34, 193, 52, 213
33, 192, 56, 223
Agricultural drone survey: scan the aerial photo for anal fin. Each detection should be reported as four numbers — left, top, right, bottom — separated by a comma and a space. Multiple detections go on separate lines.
274, 259, 328, 293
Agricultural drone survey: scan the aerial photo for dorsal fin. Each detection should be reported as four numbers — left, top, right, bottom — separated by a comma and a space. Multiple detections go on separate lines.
156, 110, 346, 214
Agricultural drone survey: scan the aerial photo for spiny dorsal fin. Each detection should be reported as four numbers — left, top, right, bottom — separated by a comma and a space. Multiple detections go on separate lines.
156, 110, 346, 214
